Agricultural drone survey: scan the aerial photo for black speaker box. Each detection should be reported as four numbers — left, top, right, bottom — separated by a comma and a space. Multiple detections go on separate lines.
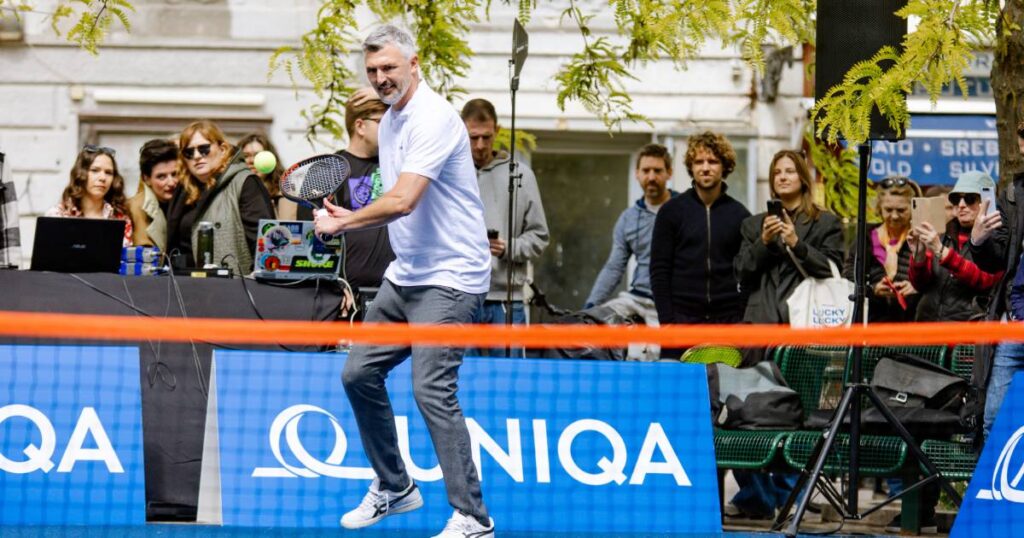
815, 0, 908, 141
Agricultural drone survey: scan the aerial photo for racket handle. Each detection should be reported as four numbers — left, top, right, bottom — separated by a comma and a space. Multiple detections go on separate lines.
312, 209, 333, 242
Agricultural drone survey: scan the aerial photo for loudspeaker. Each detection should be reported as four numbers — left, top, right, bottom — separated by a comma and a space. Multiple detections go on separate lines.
815, 0, 908, 141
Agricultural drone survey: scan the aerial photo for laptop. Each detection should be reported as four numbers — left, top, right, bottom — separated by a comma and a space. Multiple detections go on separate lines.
31, 216, 124, 273
253, 219, 342, 282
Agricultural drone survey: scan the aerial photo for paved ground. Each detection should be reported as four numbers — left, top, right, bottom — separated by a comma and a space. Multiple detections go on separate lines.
720, 472, 953, 536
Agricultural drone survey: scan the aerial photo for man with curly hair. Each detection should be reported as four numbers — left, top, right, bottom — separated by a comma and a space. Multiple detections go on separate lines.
650, 131, 750, 336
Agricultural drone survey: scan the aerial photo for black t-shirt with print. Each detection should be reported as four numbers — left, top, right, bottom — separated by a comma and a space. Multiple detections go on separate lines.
298, 150, 394, 288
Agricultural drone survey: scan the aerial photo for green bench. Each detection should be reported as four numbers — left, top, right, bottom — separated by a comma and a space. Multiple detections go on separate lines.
917, 344, 979, 482
711, 345, 848, 472
710, 343, 975, 534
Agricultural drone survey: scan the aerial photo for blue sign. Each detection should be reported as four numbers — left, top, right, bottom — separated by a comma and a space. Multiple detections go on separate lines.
215, 351, 720, 534
0, 345, 145, 525
870, 114, 999, 186
953, 371, 1024, 537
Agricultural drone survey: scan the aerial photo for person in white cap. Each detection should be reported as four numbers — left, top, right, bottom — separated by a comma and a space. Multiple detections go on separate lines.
908, 170, 1005, 322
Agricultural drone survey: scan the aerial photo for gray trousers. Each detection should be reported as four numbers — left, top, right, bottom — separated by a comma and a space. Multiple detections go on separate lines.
342, 280, 488, 520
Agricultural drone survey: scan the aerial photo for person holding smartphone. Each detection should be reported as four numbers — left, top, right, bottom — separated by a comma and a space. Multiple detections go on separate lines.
899, 173, 1003, 533
844, 176, 922, 322
908, 171, 1004, 322
735, 150, 845, 326
728, 149, 844, 519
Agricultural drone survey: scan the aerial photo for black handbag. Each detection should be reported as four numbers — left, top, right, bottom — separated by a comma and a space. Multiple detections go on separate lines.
864, 354, 973, 438
870, 355, 967, 412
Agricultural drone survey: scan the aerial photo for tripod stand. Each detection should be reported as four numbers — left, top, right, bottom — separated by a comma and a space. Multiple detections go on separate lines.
772, 143, 962, 535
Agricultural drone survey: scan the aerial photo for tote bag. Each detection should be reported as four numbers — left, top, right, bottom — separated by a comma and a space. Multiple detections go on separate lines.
785, 251, 855, 328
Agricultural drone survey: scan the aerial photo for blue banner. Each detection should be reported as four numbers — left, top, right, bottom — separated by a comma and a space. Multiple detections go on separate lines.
0, 345, 145, 525
215, 351, 720, 534
869, 114, 999, 186
953, 371, 1024, 537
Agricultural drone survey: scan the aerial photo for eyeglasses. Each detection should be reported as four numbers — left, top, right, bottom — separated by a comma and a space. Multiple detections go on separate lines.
878, 176, 910, 189
183, 144, 212, 160
82, 144, 116, 156
948, 192, 981, 205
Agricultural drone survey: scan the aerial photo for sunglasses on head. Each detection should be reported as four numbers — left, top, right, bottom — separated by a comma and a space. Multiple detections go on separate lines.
82, 144, 116, 156
183, 143, 212, 160
878, 176, 910, 189
948, 192, 981, 205
1018, 128, 1024, 138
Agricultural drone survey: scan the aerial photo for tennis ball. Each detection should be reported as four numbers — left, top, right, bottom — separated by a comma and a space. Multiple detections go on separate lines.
253, 151, 277, 174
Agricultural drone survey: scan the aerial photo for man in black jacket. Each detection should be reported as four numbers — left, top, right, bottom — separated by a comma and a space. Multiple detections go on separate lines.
650, 131, 750, 333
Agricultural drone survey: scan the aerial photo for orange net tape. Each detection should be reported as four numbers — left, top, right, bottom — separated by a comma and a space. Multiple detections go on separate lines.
0, 310, 1022, 348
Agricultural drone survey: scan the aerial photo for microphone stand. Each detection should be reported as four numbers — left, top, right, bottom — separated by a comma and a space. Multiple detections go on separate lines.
0, 151, 10, 269
503, 18, 528, 358
505, 58, 522, 333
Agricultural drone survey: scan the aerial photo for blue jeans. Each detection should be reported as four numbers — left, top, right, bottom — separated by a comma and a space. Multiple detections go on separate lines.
984, 341, 1024, 438
731, 471, 798, 518
467, 300, 526, 358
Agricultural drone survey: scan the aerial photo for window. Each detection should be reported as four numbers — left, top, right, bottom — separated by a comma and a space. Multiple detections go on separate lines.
529, 131, 648, 316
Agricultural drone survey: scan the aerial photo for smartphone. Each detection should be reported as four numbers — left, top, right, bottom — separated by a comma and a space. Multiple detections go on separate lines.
487, 229, 499, 240
980, 186, 998, 216
766, 199, 784, 219
882, 276, 909, 310
911, 196, 948, 231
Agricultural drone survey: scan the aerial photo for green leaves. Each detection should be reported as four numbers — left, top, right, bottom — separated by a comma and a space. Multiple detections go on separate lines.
731, 0, 813, 73
18, 0, 1005, 148
556, 2, 648, 131
812, 0, 998, 146
805, 126, 870, 222
495, 127, 537, 155
269, 1, 360, 144
51, 0, 133, 55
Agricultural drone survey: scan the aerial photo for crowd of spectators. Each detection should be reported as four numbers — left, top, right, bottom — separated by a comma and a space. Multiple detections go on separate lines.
27, 96, 1024, 525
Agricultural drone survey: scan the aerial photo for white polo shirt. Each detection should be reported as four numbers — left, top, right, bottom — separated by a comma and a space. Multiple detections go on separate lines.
376, 83, 491, 294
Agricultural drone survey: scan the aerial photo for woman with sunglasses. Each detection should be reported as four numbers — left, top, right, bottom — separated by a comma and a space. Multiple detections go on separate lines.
727, 149, 844, 519
166, 120, 274, 272
908, 171, 1004, 322
237, 132, 296, 220
847, 175, 922, 322
895, 170, 1004, 533
45, 145, 133, 246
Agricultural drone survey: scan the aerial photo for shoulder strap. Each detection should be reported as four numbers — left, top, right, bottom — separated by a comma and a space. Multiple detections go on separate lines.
785, 245, 810, 279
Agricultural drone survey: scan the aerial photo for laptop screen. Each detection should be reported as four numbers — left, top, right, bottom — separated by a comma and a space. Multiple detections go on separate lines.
31, 216, 124, 273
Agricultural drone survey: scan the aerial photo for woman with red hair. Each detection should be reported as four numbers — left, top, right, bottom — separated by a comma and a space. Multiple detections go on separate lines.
166, 120, 274, 272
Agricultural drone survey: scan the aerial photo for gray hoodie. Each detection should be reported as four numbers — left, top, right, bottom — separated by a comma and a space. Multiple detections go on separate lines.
477, 151, 549, 301
585, 191, 678, 307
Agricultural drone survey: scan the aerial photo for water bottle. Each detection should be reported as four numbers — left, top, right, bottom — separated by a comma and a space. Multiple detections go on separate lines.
197, 221, 215, 268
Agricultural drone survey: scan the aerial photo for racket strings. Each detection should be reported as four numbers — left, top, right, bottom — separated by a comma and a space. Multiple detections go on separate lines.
281, 157, 350, 202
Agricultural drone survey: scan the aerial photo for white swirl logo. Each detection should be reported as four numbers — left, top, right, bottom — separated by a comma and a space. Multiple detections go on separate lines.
251, 405, 373, 479
976, 425, 1024, 502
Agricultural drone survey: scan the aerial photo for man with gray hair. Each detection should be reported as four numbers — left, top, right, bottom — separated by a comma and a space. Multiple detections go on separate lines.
315, 24, 494, 537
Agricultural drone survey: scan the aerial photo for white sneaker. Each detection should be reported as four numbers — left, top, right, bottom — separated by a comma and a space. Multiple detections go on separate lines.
339, 478, 423, 529
432, 510, 495, 537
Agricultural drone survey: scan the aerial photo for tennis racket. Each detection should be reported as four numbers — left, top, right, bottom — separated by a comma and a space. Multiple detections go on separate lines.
280, 153, 352, 210
280, 154, 351, 239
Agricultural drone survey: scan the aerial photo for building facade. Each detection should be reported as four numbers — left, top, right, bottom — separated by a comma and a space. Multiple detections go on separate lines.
2, 1, 936, 310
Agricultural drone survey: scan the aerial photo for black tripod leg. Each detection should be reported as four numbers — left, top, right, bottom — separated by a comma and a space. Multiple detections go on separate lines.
862, 387, 963, 505
779, 386, 858, 536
